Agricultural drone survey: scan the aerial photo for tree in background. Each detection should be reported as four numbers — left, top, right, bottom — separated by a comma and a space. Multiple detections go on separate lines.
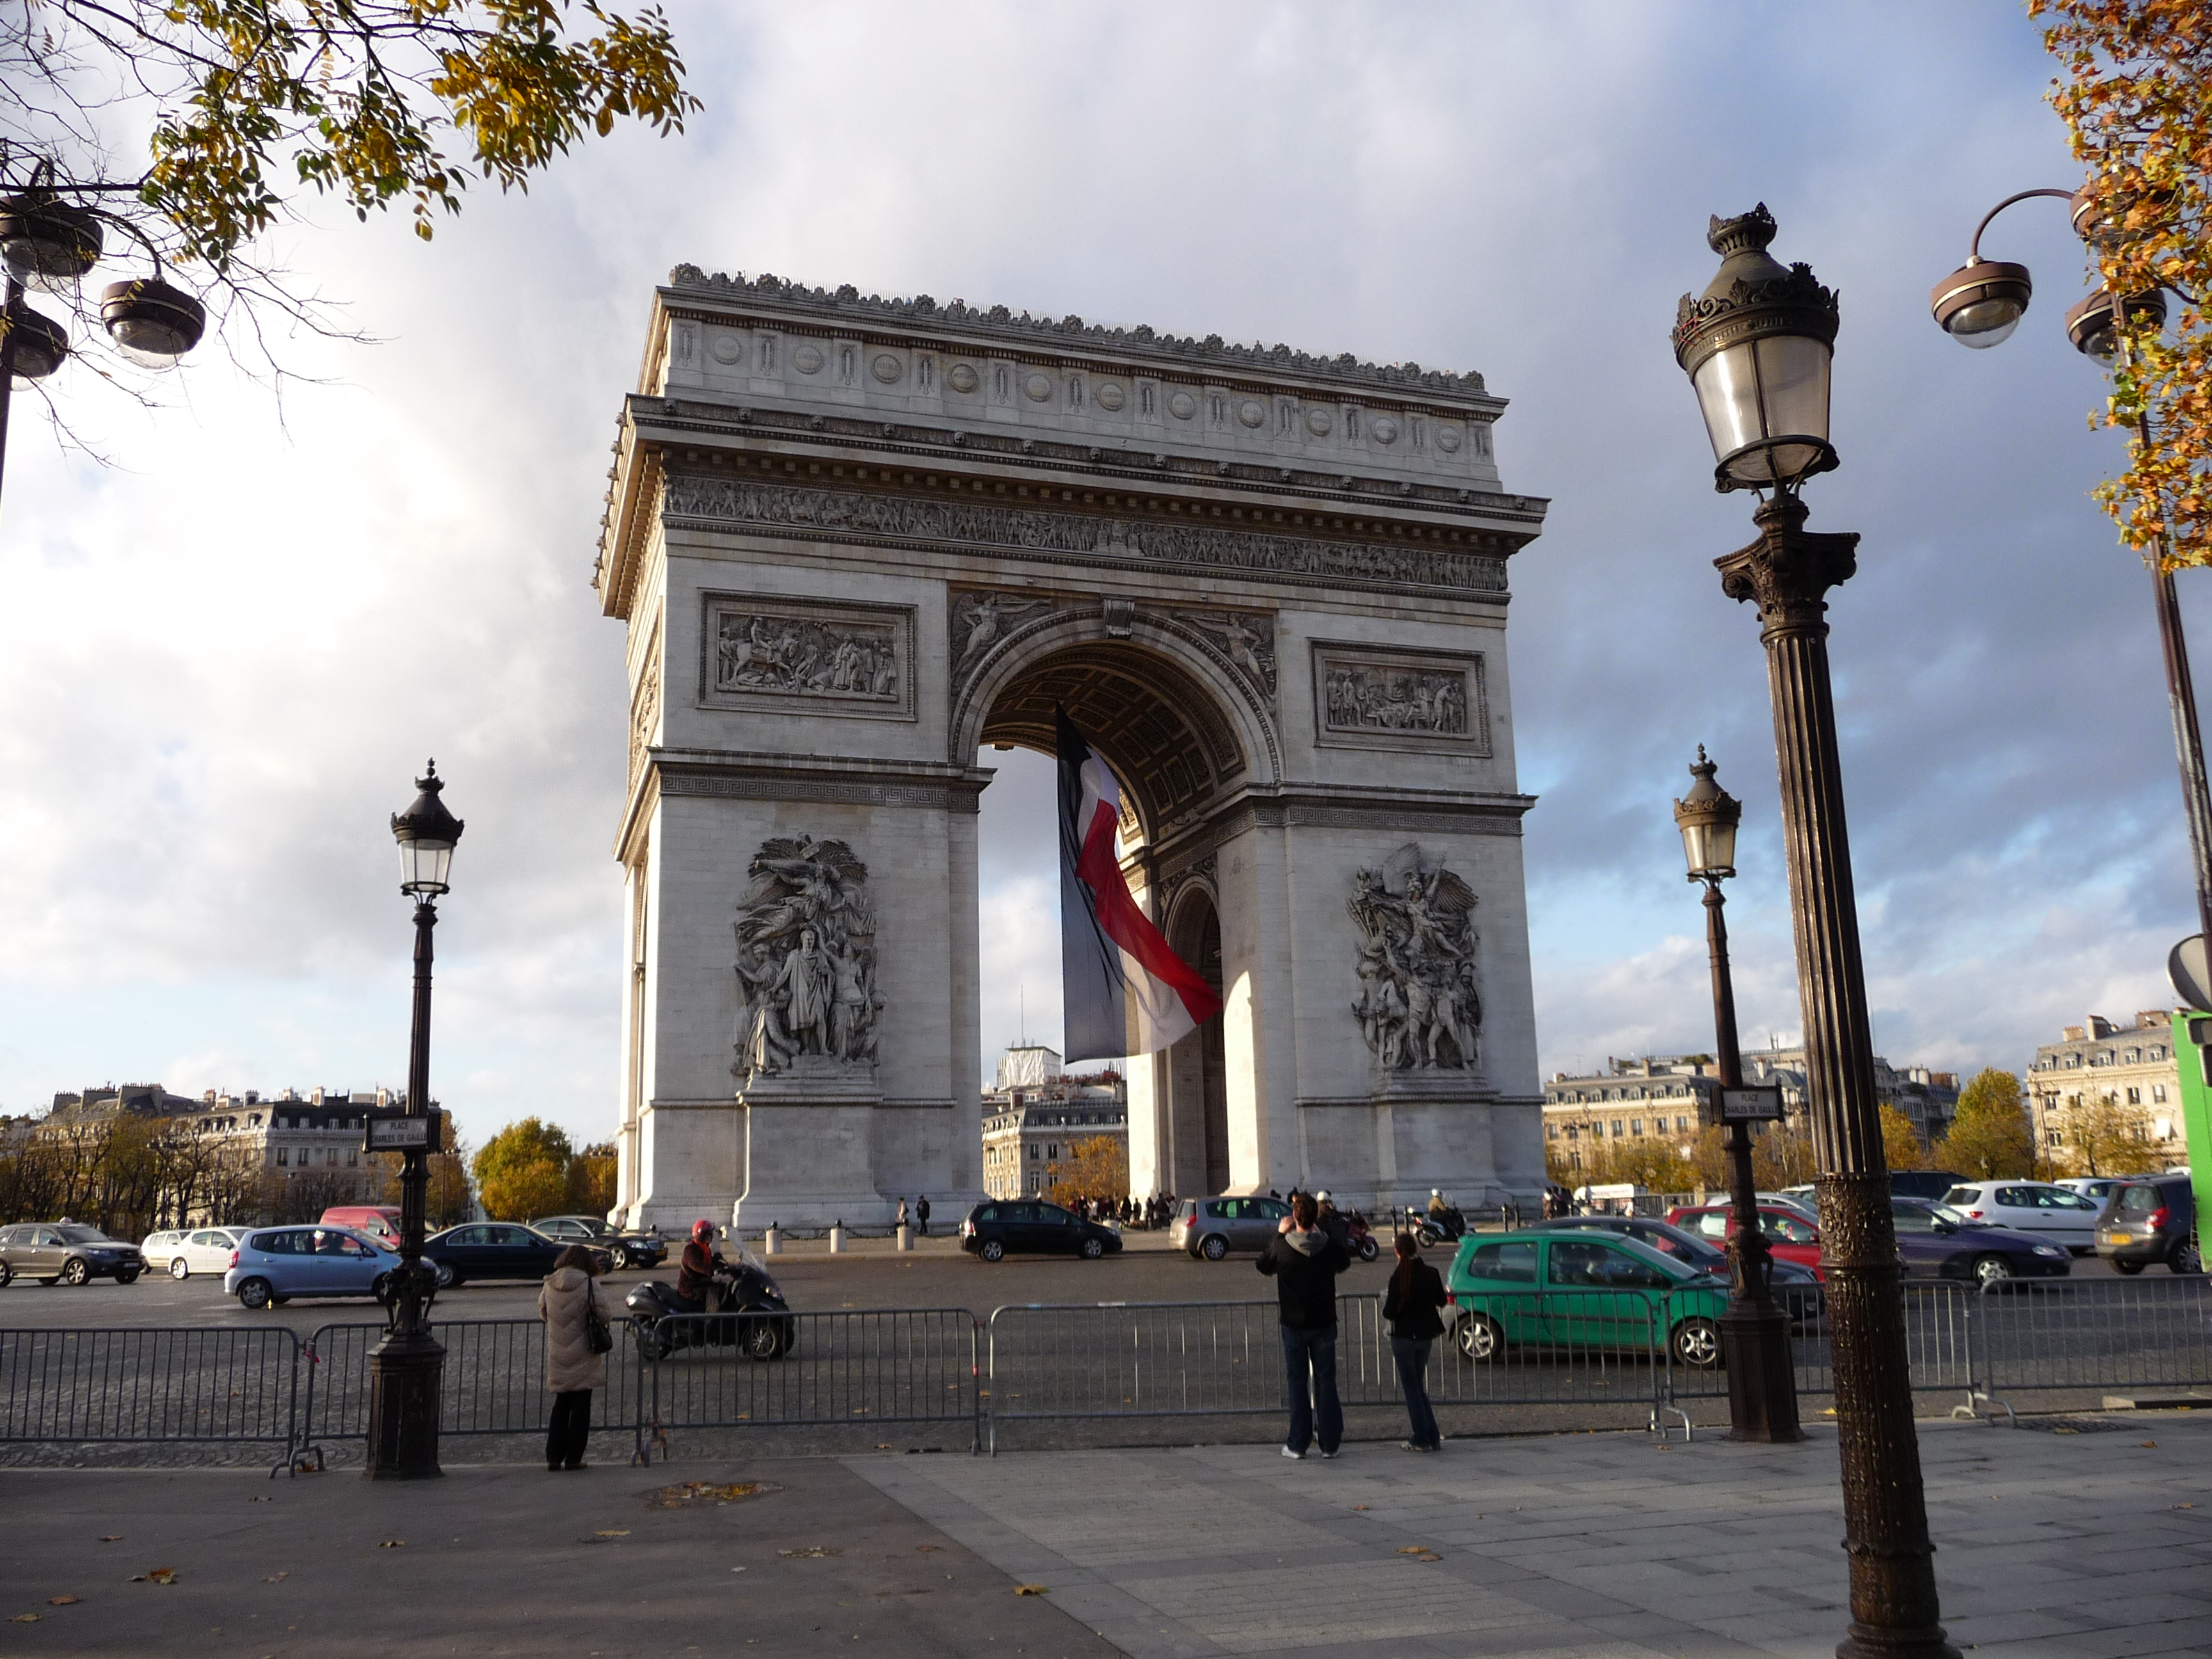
2037, 1, 2212, 568
1046, 1135, 1128, 1210
1940, 1070, 2036, 1179
2055, 1092, 2147, 1177
472, 1118, 572, 1221
566, 1141, 617, 1217
1879, 1104, 1927, 1173
370, 1111, 473, 1229
1, 1, 698, 393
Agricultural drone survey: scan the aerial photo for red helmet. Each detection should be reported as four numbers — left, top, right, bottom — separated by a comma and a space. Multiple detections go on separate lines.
691, 1219, 715, 1241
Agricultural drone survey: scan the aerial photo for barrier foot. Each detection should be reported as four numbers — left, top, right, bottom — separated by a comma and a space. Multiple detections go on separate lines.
1651, 1404, 1694, 1443
1950, 1389, 2016, 1427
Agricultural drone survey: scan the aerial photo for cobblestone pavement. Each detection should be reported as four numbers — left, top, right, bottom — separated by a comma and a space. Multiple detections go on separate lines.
848, 1412, 2212, 1659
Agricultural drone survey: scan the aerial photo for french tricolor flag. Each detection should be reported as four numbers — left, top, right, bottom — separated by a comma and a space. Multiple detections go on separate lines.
1057, 706, 1224, 1061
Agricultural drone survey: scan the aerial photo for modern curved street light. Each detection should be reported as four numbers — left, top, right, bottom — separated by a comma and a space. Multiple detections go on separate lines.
1672, 748, 1799, 1445
365, 760, 463, 1480
0, 168, 209, 511
1674, 205, 1957, 1659
1930, 185, 2212, 983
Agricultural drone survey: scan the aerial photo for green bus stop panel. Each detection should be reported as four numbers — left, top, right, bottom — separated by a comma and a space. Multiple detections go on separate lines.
2166, 1008, 2212, 1234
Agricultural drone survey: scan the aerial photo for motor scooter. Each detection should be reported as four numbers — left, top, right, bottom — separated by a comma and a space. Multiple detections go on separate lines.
1407, 1205, 1465, 1250
626, 1244, 794, 1362
1345, 1208, 1381, 1263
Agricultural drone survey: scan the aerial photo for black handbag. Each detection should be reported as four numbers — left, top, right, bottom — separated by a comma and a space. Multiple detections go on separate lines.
584, 1297, 614, 1355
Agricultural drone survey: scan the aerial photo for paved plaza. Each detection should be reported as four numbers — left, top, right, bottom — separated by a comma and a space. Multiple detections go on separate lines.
4, 1410, 2209, 1658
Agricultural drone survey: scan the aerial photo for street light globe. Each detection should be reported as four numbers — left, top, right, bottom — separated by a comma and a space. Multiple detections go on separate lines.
391, 760, 464, 897
1930, 260, 2032, 349
4, 305, 69, 380
1671, 204, 1839, 494
99, 277, 207, 369
2064, 285, 2167, 364
0, 194, 103, 293
1672, 746, 1742, 883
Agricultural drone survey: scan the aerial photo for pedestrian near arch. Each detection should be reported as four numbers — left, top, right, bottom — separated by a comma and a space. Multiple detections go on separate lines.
1382, 1232, 1448, 1452
1258, 1191, 1352, 1459
538, 1243, 620, 1471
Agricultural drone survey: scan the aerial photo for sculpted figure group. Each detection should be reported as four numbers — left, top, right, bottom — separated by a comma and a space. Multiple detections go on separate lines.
733, 837, 884, 1080
1349, 844, 1482, 1071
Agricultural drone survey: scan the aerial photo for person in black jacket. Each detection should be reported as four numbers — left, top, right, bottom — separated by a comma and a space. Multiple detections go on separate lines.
1257, 1191, 1352, 1459
1382, 1232, 1449, 1452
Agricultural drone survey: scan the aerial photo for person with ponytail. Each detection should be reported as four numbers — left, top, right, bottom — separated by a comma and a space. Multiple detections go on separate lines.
1382, 1231, 1448, 1452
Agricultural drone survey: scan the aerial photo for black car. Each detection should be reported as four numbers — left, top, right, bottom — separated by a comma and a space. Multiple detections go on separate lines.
958, 1200, 1123, 1262
0, 1222, 145, 1286
1525, 1215, 1824, 1325
422, 1222, 610, 1286
1891, 1198, 2071, 1286
531, 1214, 666, 1269
2096, 1176, 2201, 1275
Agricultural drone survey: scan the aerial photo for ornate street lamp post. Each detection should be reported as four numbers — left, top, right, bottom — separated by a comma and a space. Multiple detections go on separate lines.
365, 761, 463, 1480
1672, 747, 1800, 1443
1674, 205, 1957, 1659
0, 171, 207, 511
1931, 188, 2212, 974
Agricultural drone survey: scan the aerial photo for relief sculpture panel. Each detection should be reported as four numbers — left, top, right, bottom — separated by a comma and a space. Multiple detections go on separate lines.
733, 837, 882, 1083
1349, 843, 1481, 1073
1311, 643, 1489, 755
699, 596, 915, 720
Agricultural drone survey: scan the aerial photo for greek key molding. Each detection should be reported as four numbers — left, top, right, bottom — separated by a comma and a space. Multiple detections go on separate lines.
1311, 641, 1489, 756
655, 771, 983, 813
661, 474, 1508, 597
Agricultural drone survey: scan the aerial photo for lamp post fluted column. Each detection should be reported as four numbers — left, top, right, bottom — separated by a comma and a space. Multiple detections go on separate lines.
1719, 496, 1951, 1658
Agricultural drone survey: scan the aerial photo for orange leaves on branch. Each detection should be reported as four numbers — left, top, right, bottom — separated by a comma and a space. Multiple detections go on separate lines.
2034, 1, 2212, 568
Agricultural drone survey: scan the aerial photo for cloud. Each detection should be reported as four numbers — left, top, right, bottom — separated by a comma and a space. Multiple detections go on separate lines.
0, 1, 2184, 1150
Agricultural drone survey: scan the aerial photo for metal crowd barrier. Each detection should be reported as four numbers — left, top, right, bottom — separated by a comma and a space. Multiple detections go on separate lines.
1967, 1276, 2212, 1408
636, 1308, 982, 1457
0, 1326, 301, 1473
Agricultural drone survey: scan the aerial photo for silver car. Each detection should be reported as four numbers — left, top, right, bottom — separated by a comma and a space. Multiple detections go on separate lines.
1170, 1196, 1292, 1260
223, 1226, 401, 1310
163, 1226, 248, 1280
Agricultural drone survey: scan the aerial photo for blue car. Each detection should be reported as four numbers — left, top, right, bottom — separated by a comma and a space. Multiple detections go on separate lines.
223, 1225, 401, 1310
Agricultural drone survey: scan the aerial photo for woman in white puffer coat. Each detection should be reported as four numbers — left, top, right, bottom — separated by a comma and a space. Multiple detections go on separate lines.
538, 1244, 621, 1471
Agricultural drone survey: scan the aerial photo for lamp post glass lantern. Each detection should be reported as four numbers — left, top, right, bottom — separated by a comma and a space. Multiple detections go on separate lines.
1671, 749, 1798, 1446
365, 760, 463, 1480
1677, 209, 1957, 1659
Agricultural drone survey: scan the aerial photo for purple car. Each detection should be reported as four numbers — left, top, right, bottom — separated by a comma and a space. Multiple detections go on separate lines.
1890, 1197, 2070, 1287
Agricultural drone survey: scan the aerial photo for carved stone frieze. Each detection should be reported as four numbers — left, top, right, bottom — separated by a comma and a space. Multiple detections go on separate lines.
661, 475, 1508, 597
1312, 643, 1489, 755
699, 595, 915, 720
949, 589, 1062, 700
1350, 844, 1481, 1073
629, 655, 661, 783
1173, 609, 1276, 705
733, 837, 882, 1083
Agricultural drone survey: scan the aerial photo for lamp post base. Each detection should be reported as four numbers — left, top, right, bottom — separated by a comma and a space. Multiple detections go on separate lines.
1720, 1299, 1802, 1443
364, 1328, 445, 1480
1837, 1621, 1960, 1659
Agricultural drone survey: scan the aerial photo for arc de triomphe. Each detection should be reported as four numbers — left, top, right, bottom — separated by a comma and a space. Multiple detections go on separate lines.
597, 266, 1550, 1231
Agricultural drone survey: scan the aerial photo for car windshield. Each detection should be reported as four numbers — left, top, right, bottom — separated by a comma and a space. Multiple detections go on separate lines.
1928, 1202, 1972, 1225
56, 1226, 115, 1244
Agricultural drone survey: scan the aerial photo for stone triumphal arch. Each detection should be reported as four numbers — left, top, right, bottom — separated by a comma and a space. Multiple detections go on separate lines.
596, 266, 1550, 1231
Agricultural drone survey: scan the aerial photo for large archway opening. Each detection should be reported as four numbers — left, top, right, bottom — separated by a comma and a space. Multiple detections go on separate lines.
972, 638, 1249, 1200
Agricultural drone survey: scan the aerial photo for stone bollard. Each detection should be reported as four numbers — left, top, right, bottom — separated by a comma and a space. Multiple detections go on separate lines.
897, 1223, 912, 1252
829, 1220, 846, 1254
763, 1224, 780, 1256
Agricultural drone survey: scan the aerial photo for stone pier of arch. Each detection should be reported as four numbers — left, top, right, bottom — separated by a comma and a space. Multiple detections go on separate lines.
595, 268, 1551, 1232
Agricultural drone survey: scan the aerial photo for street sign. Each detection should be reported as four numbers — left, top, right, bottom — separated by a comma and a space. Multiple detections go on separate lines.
2170, 934, 2211, 1014
1719, 1085, 1784, 1121
365, 1112, 437, 1153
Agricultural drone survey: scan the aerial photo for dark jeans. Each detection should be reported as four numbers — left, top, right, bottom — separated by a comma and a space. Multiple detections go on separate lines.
1390, 1334, 1440, 1449
1279, 1324, 1342, 1454
547, 1389, 592, 1469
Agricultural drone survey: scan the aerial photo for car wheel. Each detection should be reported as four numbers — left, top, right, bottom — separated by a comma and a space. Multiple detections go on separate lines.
2113, 1258, 2145, 1275
0, 1262, 11, 1288
61, 1257, 90, 1286
1200, 1234, 1228, 1262
433, 1261, 457, 1288
236, 1277, 273, 1311
742, 1322, 783, 1361
1457, 1313, 1503, 1362
169, 1258, 191, 1281
1080, 1237, 1105, 1260
1972, 1255, 2013, 1289
1671, 1316, 1724, 1369
2170, 1238, 2204, 1276
1358, 1237, 1380, 1263
979, 1239, 1005, 1262
115, 1269, 140, 1286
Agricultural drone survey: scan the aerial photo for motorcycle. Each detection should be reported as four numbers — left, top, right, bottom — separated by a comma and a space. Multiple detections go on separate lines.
1345, 1208, 1381, 1263
626, 1246, 794, 1362
1407, 1205, 1465, 1250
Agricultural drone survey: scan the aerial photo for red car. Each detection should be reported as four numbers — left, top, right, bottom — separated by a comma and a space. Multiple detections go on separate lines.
1663, 1203, 1826, 1281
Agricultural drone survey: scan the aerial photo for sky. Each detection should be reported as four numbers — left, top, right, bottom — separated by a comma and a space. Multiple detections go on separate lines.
0, 1, 2197, 1152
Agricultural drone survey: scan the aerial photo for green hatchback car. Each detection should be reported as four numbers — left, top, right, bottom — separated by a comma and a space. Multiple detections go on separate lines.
1446, 1231, 1732, 1368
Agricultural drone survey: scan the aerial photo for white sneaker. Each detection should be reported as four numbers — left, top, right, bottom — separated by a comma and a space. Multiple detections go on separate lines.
1281, 1445, 1305, 1460
1317, 1448, 1340, 1460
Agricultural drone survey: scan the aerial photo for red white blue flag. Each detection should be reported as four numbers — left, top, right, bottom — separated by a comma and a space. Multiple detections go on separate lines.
1056, 706, 1224, 1061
